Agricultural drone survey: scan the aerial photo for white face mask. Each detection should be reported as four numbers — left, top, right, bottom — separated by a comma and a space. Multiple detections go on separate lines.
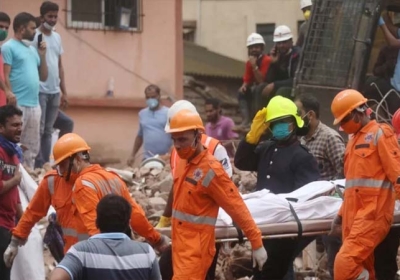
43, 22, 54, 31
21, 39, 33, 47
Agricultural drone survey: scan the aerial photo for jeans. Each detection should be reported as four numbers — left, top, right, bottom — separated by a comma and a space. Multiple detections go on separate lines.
19, 106, 42, 170
53, 110, 74, 138
0, 226, 12, 280
35, 93, 60, 168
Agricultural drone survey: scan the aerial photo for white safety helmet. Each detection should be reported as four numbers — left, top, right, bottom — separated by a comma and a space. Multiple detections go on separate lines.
246, 33, 265, 47
300, 0, 312, 10
164, 100, 198, 131
273, 25, 293, 42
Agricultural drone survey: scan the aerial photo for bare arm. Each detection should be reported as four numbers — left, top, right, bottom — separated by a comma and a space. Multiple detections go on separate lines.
383, 13, 398, 38
38, 41, 48, 82
39, 54, 48, 82
50, 268, 71, 280
131, 136, 143, 157
162, 187, 174, 217
252, 68, 264, 84
16, 203, 23, 221
381, 24, 400, 48
59, 56, 67, 96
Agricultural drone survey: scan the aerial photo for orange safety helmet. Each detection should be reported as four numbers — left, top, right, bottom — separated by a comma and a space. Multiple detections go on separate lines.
53, 133, 91, 165
166, 109, 205, 133
331, 89, 368, 125
392, 108, 400, 137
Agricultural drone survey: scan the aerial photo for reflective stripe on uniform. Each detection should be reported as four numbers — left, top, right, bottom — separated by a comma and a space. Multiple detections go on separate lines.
172, 209, 217, 226
202, 169, 215, 188
81, 180, 97, 191
345, 178, 392, 189
205, 136, 212, 147
48, 175, 55, 195
95, 178, 122, 195
62, 227, 89, 241
373, 128, 384, 146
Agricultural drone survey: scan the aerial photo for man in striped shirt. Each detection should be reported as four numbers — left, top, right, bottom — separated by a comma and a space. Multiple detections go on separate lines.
50, 194, 161, 280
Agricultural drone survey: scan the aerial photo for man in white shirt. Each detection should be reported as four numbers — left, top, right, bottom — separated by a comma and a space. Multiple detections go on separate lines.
34, 1, 68, 168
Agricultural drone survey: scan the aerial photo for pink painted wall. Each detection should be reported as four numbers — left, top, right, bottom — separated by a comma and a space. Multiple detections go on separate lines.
1, 0, 183, 165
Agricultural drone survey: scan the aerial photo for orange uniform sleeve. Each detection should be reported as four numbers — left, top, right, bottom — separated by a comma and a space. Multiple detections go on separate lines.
12, 176, 52, 239
72, 179, 100, 236
205, 161, 263, 249
377, 125, 400, 197
121, 187, 161, 244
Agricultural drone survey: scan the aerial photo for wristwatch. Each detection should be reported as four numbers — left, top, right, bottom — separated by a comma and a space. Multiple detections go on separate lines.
253, 66, 259, 71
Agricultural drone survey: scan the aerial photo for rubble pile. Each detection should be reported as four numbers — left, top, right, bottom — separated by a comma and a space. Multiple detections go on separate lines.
23, 161, 336, 280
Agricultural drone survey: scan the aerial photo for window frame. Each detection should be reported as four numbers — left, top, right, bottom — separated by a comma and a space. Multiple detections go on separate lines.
256, 23, 276, 54
66, 0, 142, 32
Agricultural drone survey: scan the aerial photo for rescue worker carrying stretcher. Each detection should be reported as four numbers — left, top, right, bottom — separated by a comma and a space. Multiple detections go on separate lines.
3, 133, 170, 268
165, 109, 267, 279
157, 100, 233, 280
330, 90, 400, 280
234, 95, 320, 280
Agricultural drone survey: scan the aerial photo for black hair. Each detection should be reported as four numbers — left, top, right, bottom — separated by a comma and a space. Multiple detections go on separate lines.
205, 98, 221, 110
145, 84, 160, 95
96, 194, 132, 233
0, 12, 11, 24
0, 105, 22, 126
296, 93, 320, 118
13, 12, 36, 33
40, 1, 59, 17
34, 16, 42, 28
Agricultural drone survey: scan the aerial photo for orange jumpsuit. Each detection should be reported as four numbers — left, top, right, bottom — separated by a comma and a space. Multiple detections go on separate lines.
72, 164, 161, 244
334, 121, 400, 280
13, 171, 88, 253
171, 149, 262, 279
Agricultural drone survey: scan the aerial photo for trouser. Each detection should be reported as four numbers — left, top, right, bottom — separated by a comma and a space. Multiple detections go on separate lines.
0, 226, 12, 280
19, 105, 41, 170
158, 243, 221, 280
53, 110, 74, 138
363, 76, 400, 116
253, 236, 315, 280
323, 228, 400, 280
35, 93, 60, 168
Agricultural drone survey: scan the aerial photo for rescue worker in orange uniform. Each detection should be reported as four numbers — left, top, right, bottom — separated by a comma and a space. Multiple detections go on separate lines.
330, 89, 400, 280
157, 100, 233, 280
165, 109, 267, 279
4, 169, 87, 266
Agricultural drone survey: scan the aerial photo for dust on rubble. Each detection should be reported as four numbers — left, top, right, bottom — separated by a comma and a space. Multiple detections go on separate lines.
25, 160, 337, 280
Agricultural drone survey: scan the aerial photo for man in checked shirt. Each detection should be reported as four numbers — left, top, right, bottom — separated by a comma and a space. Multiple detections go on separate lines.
295, 93, 345, 279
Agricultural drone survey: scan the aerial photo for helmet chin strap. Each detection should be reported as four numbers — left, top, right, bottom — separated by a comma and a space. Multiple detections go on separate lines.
65, 155, 76, 182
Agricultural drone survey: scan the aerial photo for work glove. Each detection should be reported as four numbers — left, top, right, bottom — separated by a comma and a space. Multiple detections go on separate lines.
328, 215, 342, 238
155, 216, 171, 228
154, 234, 171, 253
246, 107, 269, 144
3, 236, 22, 268
252, 246, 268, 271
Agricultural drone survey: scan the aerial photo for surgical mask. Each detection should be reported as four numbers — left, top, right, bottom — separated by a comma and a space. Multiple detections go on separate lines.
0, 30, 7, 42
21, 39, 33, 47
272, 123, 292, 140
43, 22, 54, 31
304, 10, 311, 21
146, 98, 159, 110
176, 138, 197, 160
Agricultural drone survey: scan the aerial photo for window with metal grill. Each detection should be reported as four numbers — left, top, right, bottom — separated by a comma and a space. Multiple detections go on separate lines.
67, 0, 140, 31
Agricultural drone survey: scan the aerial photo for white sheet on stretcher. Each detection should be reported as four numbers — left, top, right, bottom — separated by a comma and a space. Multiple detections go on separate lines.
216, 179, 398, 227
11, 165, 56, 280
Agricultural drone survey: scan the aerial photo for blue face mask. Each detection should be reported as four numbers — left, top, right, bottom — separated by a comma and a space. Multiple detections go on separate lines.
271, 122, 292, 140
146, 98, 159, 110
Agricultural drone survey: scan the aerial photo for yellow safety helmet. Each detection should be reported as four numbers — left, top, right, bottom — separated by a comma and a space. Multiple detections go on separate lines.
265, 96, 304, 127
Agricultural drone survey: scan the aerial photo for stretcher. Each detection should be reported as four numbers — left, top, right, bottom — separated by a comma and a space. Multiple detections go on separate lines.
157, 213, 400, 243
